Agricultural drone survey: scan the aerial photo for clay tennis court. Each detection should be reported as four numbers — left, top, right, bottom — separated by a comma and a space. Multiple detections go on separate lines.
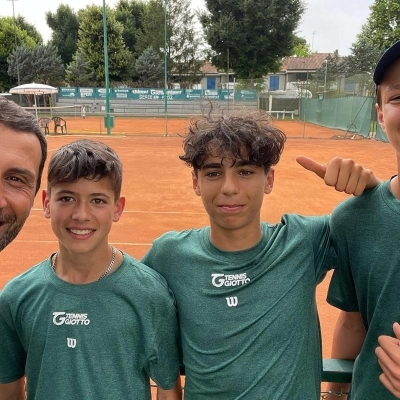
0, 117, 395, 396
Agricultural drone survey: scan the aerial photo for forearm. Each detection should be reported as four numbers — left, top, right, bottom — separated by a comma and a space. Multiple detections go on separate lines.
157, 376, 182, 400
0, 378, 25, 400
325, 311, 366, 400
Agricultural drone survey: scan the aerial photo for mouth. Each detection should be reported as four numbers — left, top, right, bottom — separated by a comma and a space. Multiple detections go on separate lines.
68, 228, 94, 236
218, 204, 244, 212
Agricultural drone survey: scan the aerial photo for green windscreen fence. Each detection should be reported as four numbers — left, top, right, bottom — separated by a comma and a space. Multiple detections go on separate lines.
300, 96, 388, 143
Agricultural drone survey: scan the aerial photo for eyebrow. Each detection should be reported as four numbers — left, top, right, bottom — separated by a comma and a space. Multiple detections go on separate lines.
202, 160, 254, 169
385, 83, 400, 92
54, 189, 111, 198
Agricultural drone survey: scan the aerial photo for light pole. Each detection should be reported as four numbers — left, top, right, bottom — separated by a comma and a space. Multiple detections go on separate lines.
8, 0, 21, 103
323, 60, 328, 94
164, 0, 168, 136
102, 0, 111, 135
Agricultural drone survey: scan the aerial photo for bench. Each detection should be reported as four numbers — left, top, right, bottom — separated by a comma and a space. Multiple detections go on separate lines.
38, 117, 51, 135
271, 110, 295, 119
52, 116, 67, 134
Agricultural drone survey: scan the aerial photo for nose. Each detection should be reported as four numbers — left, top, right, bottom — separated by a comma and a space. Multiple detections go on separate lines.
72, 201, 91, 222
221, 171, 239, 195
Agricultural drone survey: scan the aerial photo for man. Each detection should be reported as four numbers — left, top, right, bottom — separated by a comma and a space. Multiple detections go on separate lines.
0, 97, 47, 251
142, 110, 379, 399
326, 40, 400, 399
0, 139, 181, 400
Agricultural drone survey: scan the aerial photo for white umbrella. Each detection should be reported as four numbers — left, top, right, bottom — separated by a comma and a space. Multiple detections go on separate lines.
9, 82, 58, 119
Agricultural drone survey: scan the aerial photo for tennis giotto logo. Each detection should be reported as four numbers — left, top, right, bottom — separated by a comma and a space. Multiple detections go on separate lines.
211, 273, 250, 287
53, 312, 90, 326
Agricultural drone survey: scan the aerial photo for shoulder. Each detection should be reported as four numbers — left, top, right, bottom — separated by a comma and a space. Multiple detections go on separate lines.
121, 254, 174, 298
269, 214, 329, 232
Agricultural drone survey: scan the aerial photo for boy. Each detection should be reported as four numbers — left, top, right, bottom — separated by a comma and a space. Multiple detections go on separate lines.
0, 97, 47, 252
142, 111, 378, 399
0, 139, 181, 400
326, 40, 400, 399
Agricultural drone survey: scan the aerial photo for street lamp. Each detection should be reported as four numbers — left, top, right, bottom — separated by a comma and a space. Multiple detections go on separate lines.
323, 60, 328, 93
164, 0, 168, 136
8, 0, 21, 103
102, 0, 111, 135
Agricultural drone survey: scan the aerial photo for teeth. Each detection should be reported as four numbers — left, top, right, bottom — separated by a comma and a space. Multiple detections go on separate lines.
70, 229, 92, 235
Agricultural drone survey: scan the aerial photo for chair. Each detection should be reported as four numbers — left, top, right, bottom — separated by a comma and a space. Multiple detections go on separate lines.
38, 117, 51, 135
52, 116, 67, 134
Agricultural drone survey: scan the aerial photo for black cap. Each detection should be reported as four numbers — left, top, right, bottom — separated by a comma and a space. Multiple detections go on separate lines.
373, 40, 400, 85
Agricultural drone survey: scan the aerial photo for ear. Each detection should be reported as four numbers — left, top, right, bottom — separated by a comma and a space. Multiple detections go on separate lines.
42, 189, 51, 219
264, 168, 274, 194
192, 170, 201, 197
376, 103, 385, 132
113, 196, 126, 222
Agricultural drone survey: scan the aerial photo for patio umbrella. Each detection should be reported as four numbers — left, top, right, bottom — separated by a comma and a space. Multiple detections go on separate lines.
9, 82, 58, 119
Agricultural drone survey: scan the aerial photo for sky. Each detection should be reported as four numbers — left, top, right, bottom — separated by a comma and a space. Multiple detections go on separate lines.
1, 0, 375, 56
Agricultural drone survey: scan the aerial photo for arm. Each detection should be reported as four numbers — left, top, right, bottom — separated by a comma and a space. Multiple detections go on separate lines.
157, 376, 182, 400
0, 378, 25, 400
325, 311, 366, 400
296, 155, 381, 196
375, 322, 400, 397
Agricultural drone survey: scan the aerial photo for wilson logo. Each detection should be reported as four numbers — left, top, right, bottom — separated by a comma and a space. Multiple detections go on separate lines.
226, 297, 238, 307
67, 338, 77, 348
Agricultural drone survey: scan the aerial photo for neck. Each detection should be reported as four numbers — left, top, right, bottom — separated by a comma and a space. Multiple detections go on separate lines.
390, 175, 400, 199
210, 225, 262, 251
52, 245, 121, 284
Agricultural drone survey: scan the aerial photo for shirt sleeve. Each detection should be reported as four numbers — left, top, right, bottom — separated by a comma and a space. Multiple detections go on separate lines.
0, 294, 26, 383
326, 205, 359, 312
146, 286, 181, 389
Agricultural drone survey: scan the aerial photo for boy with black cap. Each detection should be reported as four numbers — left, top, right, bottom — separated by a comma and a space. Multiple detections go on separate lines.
326, 40, 400, 399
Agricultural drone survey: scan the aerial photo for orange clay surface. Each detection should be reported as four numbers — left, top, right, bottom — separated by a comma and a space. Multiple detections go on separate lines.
0, 117, 395, 397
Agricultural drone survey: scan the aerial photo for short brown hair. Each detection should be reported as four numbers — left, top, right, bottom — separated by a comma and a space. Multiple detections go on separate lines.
47, 139, 123, 200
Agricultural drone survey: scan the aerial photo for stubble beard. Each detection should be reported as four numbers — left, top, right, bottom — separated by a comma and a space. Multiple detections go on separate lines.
0, 211, 27, 252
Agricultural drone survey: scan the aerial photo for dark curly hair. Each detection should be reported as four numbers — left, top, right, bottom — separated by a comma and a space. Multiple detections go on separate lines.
180, 110, 286, 172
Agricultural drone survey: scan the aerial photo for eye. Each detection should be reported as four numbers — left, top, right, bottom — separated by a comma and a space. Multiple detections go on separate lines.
205, 171, 221, 178
59, 196, 74, 202
92, 198, 106, 204
239, 170, 253, 176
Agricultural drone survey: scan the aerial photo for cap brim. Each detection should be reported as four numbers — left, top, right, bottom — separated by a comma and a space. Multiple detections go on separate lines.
373, 40, 400, 85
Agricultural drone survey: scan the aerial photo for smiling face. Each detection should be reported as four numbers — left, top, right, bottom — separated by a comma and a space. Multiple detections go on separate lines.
192, 154, 274, 249
377, 59, 400, 152
0, 124, 42, 251
43, 178, 125, 257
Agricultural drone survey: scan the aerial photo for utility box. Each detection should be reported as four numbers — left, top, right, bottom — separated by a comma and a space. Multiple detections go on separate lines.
104, 115, 114, 129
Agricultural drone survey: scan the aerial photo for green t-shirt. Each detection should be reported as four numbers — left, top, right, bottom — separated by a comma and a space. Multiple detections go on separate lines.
328, 179, 400, 399
0, 253, 180, 400
143, 214, 335, 400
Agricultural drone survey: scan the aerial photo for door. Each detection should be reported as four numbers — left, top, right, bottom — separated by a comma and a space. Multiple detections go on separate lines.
207, 77, 216, 90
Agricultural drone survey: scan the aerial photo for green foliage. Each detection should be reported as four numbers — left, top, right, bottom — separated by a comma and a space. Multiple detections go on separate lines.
292, 37, 312, 57
135, 47, 164, 86
7, 44, 64, 86
77, 5, 135, 85
200, 0, 305, 79
361, 0, 400, 49
15, 16, 43, 44
135, 0, 204, 86
65, 49, 95, 86
0, 17, 36, 90
46, 4, 80, 65
115, 0, 146, 54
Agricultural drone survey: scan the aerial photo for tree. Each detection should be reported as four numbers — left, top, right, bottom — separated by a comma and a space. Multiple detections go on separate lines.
7, 44, 64, 86
361, 0, 400, 50
291, 36, 311, 57
135, 47, 164, 86
115, 0, 146, 55
15, 16, 43, 44
65, 49, 95, 86
135, 0, 204, 86
200, 0, 305, 79
0, 17, 35, 90
46, 4, 80, 66
312, 50, 347, 95
77, 5, 135, 85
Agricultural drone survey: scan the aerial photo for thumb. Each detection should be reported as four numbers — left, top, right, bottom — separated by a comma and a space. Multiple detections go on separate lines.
296, 155, 326, 179
393, 322, 400, 340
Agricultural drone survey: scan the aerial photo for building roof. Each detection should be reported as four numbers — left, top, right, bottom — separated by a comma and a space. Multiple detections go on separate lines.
200, 61, 223, 74
281, 53, 332, 71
